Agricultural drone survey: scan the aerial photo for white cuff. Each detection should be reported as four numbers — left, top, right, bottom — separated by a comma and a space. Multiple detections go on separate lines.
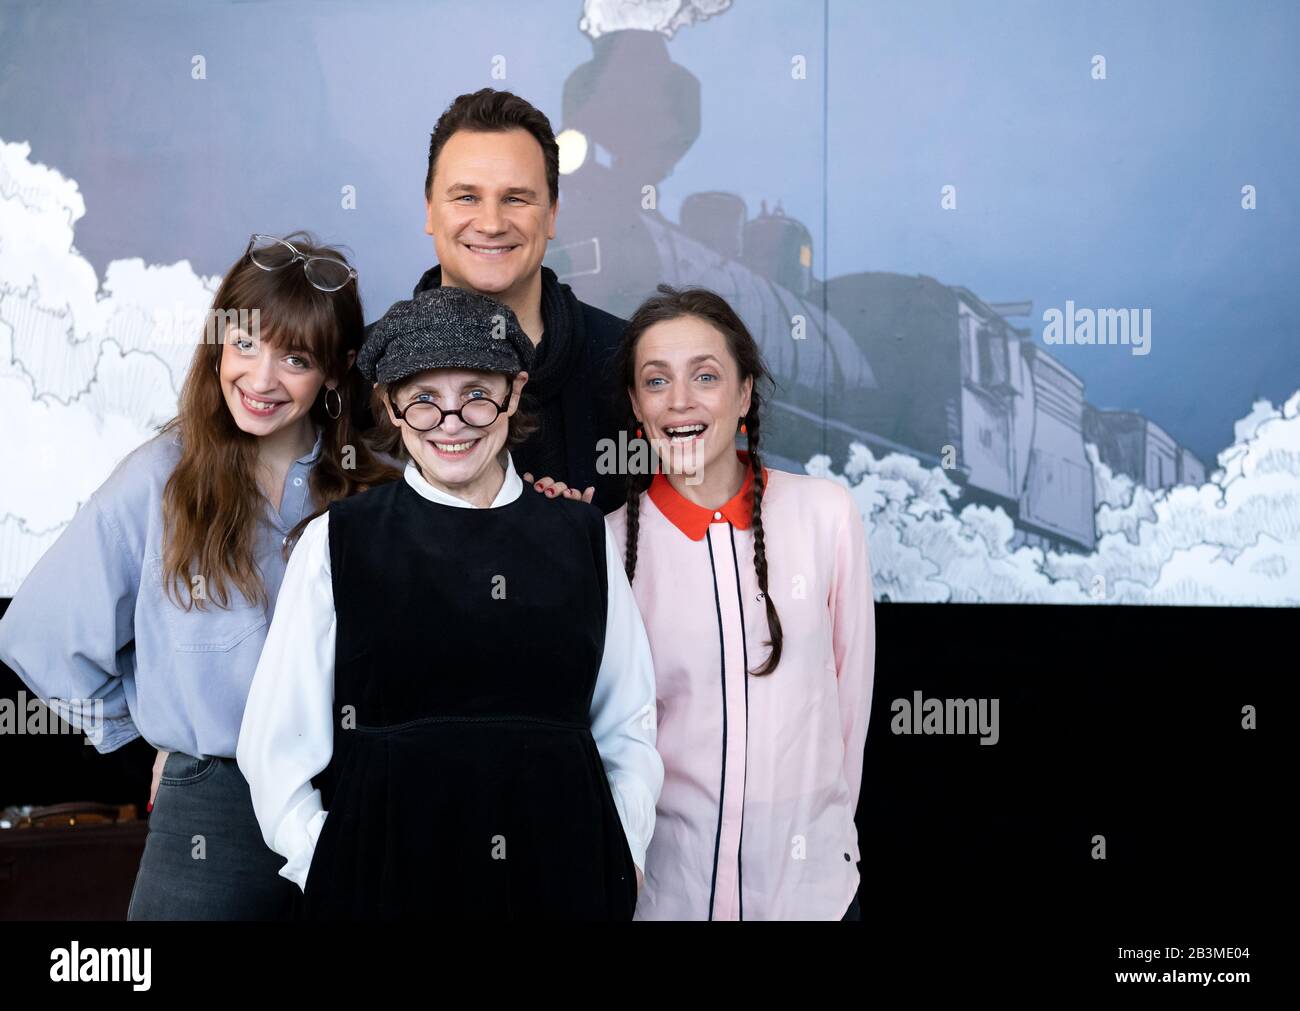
274, 800, 328, 893
608, 773, 656, 874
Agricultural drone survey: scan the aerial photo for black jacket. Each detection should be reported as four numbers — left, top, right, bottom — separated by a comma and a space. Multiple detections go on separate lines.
413, 266, 630, 515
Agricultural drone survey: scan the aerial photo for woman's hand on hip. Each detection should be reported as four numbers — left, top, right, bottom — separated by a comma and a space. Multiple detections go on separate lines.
148, 749, 169, 812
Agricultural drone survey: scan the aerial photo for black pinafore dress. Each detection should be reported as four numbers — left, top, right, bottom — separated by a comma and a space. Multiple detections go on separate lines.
301, 476, 637, 919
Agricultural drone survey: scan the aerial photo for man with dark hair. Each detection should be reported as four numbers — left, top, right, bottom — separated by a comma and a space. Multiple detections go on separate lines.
414, 87, 626, 512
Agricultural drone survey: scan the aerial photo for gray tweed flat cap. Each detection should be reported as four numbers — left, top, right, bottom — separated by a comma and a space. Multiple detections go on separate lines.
357, 286, 534, 385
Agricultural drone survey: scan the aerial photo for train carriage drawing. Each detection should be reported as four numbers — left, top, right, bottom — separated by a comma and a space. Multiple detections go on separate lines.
546, 25, 1203, 555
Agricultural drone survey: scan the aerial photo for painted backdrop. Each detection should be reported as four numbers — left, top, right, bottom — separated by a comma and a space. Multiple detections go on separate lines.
1, 0, 1297, 603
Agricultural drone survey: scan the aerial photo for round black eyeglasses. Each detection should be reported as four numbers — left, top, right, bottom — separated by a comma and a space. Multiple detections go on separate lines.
389, 385, 514, 432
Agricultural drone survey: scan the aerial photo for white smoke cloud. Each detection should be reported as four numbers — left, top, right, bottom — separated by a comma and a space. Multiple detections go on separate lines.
579, 0, 733, 40
808, 391, 1300, 606
0, 138, 214, 595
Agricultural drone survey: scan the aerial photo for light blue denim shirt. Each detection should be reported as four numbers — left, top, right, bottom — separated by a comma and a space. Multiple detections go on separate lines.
0, 424, 324, 758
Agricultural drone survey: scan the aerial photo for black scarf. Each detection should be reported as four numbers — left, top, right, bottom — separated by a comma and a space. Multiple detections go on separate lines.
412, 264, 587, 485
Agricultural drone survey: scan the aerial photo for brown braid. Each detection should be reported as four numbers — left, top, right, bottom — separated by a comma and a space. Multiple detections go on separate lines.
611, 283, 785, 676
745, 411, 783, 676
622, 467, 653, 583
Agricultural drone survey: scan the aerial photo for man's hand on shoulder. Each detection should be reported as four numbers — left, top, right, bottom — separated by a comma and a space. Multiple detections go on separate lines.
522, 472, 595, 504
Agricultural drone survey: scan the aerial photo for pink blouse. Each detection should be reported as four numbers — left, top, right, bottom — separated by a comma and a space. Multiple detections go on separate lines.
608, 452, 875, 920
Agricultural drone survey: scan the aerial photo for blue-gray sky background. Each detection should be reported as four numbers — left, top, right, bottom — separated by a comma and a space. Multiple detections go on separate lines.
1, 0, 1296, 462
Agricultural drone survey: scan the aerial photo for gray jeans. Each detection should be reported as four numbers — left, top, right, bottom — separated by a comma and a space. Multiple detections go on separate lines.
126, 752, 300, 920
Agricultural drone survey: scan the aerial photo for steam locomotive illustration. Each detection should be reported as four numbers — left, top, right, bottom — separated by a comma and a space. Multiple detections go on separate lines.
546, 28, 1203, 554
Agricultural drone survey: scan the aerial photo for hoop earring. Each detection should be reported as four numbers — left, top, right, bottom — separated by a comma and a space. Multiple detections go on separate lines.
324, 386, 343, 420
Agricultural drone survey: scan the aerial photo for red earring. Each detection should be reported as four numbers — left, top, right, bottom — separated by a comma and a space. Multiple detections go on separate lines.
739, 421, 747, 435
635, 425, 643, 439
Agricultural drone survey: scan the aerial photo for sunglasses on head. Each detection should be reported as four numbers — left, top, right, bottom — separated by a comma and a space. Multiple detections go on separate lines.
244, 234, 357, 292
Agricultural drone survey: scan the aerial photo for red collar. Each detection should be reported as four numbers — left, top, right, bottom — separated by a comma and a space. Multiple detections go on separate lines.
647, 451, 770, 541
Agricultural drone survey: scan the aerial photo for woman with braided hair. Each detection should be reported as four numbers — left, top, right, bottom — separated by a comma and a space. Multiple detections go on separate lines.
605, 284, 876, 921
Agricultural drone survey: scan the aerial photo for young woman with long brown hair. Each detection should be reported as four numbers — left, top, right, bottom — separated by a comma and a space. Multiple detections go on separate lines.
0, 232, 399, 919
605, 284, 876, 920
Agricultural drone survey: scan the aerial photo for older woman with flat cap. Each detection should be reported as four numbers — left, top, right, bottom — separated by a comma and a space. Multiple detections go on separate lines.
237, 285, 662, 920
